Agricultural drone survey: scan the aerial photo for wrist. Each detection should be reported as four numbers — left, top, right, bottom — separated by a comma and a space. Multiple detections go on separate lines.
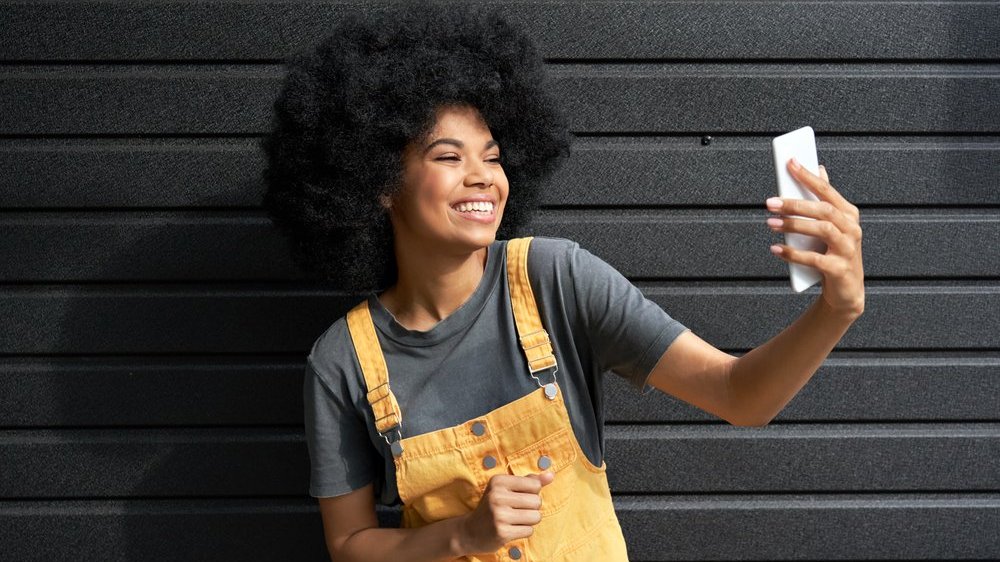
448, 514, 470, 557
818, 295, 864, 323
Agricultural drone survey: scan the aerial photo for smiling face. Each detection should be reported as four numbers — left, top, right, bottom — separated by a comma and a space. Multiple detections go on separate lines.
381, 104, 508, 255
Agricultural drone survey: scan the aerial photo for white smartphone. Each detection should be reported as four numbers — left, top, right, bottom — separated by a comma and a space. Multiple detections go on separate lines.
771, 126, 825, 293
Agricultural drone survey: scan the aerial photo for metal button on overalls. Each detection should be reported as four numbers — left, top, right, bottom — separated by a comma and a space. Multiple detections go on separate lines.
537, 455, 552, 470
346, 237, 632, 561
472, 421, 486, 436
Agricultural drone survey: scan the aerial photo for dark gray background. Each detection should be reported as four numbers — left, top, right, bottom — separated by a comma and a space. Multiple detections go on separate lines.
1, 1, 998, 560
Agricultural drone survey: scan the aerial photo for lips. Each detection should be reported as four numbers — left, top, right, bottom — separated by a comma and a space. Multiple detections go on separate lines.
451, 201, 495, 211
451, 204, 496, 224
451, 199, 497, 207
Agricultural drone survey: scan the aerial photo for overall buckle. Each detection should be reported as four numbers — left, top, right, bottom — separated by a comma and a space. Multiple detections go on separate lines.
381, 424, 404, 457
530, 365, 559, 400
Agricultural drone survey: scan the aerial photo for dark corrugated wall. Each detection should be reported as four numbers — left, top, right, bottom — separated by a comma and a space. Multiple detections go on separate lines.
2, 1, 999, 560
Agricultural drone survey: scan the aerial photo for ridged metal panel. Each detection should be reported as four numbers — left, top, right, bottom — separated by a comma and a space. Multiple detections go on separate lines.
2, 357, 997, 426
2, 289, 999, 352
2, 0, 997, 559
2, 1, 998, 60
1, 497, 998, 561
0, 212, 999, 279
2, 64, 999, 134
2, 137, 998, 208
1, 425, 998, 497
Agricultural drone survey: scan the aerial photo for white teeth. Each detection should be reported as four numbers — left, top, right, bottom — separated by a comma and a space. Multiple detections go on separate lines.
452, 201, 494, 213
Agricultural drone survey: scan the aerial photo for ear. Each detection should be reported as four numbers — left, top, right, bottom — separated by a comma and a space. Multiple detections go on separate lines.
378, 193, 393, 209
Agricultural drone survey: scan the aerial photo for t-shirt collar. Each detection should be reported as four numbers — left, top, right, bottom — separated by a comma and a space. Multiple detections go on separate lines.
368, 239, 504, 347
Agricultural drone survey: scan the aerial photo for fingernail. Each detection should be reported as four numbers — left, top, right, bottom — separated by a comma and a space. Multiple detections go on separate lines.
789, 158, 801, 170
770, 244, 783, 255
766, 197, 783, 209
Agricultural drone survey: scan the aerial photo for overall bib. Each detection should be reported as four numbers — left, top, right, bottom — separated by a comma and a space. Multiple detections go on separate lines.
346, 237, 631, 561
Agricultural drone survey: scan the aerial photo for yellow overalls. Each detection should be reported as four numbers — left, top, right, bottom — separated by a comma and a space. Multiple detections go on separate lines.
346, 236, 631, 561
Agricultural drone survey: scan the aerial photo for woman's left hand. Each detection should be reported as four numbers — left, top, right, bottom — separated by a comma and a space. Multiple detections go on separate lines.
766, 158, 865, 318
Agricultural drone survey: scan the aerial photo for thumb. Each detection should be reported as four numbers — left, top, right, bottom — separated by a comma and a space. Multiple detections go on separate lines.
530, 471, 555, 486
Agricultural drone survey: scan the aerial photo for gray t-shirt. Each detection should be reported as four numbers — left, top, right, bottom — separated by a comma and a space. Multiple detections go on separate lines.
304, 236, 689, 505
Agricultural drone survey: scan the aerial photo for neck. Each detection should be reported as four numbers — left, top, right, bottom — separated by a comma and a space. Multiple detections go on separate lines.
379, 238, 490, 332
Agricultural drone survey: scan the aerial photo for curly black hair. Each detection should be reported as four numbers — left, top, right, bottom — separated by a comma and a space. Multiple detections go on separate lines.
260, 1, 572, 293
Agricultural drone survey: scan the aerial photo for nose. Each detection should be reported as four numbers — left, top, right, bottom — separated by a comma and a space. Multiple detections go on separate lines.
465, 158, 494, 188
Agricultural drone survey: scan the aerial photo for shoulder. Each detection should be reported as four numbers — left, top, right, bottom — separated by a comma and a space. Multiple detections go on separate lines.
522, 235, 608, 288
525, 235, 578, 255
523, 235, 580, 274
518, 236, 585, 317
306, 312, 360, 392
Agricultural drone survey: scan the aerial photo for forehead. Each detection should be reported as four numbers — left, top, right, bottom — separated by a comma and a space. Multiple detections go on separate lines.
427, 105, 492, 139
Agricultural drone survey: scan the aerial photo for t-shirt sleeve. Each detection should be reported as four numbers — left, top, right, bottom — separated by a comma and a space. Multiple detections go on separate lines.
566, 239, 690, 395
303, 354, 379, 498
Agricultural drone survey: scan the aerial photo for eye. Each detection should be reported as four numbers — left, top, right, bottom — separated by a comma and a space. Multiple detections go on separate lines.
436, 155, 502, 163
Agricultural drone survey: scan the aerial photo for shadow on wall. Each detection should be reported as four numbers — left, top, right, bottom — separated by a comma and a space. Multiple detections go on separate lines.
29, 197, 351, 560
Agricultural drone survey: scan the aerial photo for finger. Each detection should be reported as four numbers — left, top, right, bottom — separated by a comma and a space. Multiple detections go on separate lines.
503, 507, 543, 527
499, 513, 542, 532
767, 197, 860, 239
510, 514, 543, 530
786, 158, 852, 214
767, 216, 851, 254
770, 242, 831, 272
506, 474, 545, 493
505, 490, 544, 510
523, 471, 554, 481
819, 164, 828, 182
531, 471, 555, 487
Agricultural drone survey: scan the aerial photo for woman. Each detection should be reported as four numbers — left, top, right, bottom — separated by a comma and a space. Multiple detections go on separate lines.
261, 3, 866, 561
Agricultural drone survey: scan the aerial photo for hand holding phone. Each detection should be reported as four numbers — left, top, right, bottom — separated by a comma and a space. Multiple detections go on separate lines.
771, 126, 826, 292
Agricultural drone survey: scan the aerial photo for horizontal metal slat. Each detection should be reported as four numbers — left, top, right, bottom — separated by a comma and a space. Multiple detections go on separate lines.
0, 212, 996, 280
1, 495, 997, 560
616, 493, 1000, 560
604, 423, 1000, 493
2, 355, 998, 426
2, 137, 998, 208
1, 285, 997, 352
2, 425, 998, 497
2, 1, 998, 61
2, 64, 998, 134
605, 355, 1000, 423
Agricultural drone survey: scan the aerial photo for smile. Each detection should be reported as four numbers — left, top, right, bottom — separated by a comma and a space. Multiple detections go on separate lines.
451, 203, 496, 224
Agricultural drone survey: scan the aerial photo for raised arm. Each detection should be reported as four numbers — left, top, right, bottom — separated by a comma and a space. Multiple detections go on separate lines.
645, 161, 864, 426
646, 299, 859, 427
644, 329, 743, 424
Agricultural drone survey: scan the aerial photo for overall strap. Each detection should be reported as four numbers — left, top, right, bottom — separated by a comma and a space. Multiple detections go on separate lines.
346, 237, 560, 457
506, 237, 559, 378
346, 300, 404, 455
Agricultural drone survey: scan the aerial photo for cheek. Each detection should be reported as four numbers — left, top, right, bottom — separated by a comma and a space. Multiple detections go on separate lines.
415, 187, 454, 222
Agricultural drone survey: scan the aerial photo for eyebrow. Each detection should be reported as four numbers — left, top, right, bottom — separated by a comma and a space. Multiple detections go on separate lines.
423, 138, 500, 155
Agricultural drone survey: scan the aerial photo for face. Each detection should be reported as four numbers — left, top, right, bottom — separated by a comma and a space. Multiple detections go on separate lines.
382, 104, 508, 254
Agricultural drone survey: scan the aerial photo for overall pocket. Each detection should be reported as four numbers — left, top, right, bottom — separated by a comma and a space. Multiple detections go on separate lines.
505, 426, 578, 517
397, 448, 482, 524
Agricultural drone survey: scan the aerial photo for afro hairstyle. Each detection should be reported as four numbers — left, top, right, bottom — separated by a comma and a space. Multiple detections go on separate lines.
260, 0, 572, 294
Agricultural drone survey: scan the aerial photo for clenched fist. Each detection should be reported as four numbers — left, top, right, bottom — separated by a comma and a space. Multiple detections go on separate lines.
457, 472, 555, 555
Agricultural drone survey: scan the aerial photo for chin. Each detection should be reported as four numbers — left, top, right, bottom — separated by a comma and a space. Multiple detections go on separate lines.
458, 230, 497, 251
